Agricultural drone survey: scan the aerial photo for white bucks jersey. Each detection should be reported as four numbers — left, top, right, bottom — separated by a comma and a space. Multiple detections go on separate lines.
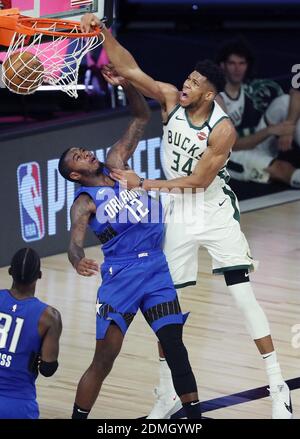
162, 101, 230, 193
220, 87, 245, 127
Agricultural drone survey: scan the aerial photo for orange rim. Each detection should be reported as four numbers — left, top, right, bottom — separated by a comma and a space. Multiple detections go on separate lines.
17, 17, 101, 38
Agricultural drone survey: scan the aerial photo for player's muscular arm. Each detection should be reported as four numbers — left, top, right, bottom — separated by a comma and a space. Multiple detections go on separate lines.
30, 306, 62, 377
111, 120, 236, 191
106, 80, 151, 168
145, 119, 236, 190
81, 14, 178, 111
69, 195, 98, 276
39, 307, 62, 364
101, 25, 178, 110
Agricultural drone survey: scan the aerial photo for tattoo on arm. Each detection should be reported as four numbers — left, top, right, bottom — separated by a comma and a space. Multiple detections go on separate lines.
106, 118, 147, 168
123, 82, 151, 120
106, 84, 150, 168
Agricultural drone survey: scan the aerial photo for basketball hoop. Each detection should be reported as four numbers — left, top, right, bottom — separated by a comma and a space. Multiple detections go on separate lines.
0, 9, 104, 98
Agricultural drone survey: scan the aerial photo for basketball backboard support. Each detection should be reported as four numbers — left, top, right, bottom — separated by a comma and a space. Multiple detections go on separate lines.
10, 0, 114, 26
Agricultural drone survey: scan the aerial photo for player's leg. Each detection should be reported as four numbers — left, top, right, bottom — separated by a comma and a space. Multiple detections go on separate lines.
206, 188, 292, 418
72, 257, 140, 419
147, 198, 199, 418
141, 248, 201, 419
156, 324, 201, 419
223, 269, 292, 419
72, 323, 124, 419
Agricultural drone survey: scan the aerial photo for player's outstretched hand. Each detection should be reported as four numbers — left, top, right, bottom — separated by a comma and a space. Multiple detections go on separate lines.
76, 258, 99, 277
101, 64, 129, 87
81, 13, 104, 33
110, 169, 141, 190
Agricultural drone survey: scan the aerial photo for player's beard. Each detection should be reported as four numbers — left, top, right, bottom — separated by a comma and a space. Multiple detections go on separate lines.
185, 97, 204, 111
79, 161, 104, 179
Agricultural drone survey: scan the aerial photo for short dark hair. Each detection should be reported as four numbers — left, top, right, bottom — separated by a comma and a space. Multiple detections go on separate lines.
194, 59, 226, 94
10, 248, 41, 285
58, 148, 75, 182
215, 38, 254, 77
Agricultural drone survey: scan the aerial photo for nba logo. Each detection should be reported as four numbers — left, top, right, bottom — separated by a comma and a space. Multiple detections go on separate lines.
17, 162, 45, 242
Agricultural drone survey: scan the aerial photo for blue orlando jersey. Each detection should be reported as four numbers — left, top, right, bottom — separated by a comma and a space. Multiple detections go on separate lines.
0, 290, 48, 400
74, 169, 164, 257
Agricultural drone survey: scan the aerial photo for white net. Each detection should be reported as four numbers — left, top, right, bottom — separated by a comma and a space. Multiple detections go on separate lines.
2, 21, 104, 98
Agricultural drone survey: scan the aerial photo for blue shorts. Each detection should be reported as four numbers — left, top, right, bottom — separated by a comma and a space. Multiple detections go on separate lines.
96, 249, 186, 339
0, 395, 39, 419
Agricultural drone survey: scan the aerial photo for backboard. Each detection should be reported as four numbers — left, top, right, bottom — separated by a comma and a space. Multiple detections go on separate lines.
10, 0, 114, 25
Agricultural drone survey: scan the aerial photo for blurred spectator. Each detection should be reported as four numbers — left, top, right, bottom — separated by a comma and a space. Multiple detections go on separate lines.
0, 1, 12, 9
216, 39, 300, 188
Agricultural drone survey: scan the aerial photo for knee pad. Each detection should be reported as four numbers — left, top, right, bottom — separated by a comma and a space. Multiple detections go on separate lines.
227, 281, 270, 339
156, 325, 197, 396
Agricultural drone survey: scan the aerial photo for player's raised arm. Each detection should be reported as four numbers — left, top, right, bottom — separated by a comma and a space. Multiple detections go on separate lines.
102, 64, 150, 168
69, 195, 98, 276
81, 14, 179, 111
38, 306, 62, 377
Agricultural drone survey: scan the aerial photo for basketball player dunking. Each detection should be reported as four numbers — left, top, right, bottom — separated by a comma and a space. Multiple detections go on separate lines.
59, 68, 202, 419
80, 14, 293, 419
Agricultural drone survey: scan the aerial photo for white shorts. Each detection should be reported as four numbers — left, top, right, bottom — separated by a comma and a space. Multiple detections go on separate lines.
228, 94, 292, 183
162, 186, 257, 288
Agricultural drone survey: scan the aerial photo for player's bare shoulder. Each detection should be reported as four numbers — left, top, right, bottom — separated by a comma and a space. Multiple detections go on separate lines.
156, 81, 180, 119
39, 306, 62, 338
71, 193, 96, 217
210, 117, 237, 151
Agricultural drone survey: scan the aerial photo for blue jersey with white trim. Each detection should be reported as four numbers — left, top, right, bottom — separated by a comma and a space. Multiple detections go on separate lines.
0, 289, 48, 400
74, 169, 164, 257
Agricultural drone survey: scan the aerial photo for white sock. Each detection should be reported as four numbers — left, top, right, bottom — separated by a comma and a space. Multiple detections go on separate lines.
158, 357, 174, 392
290, 169, 300, 188
262, 351, 285, 390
